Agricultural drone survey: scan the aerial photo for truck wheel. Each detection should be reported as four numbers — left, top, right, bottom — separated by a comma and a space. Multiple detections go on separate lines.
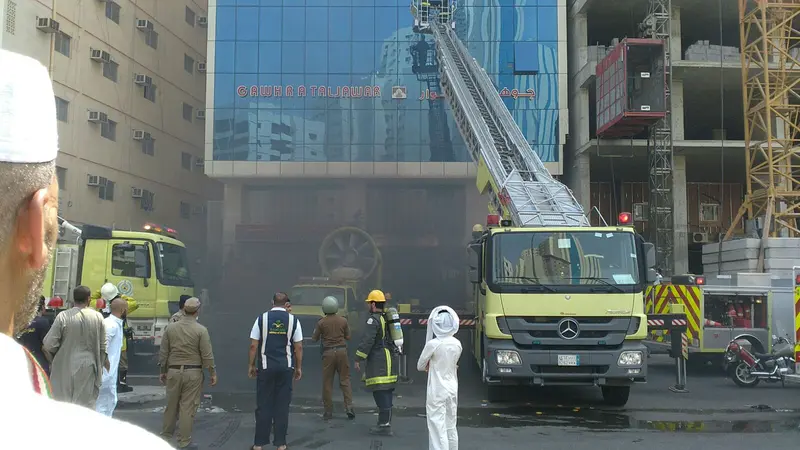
601, 386, 630, 406
481, 357, 504, 403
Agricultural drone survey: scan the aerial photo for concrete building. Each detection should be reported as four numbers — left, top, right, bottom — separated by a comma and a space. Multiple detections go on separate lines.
205, 0, 568, 304
0, 0, 219, 255
565, 0, 748, 274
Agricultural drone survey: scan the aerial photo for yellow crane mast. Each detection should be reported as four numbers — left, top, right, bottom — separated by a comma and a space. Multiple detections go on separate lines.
725, 0, 800, 270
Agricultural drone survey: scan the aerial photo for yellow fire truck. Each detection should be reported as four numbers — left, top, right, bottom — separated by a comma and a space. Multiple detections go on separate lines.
43, 219, 195, 354
645, 273, 792, 361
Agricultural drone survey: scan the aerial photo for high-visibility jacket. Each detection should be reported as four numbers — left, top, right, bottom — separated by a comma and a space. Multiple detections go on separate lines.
355, 313, 399, 391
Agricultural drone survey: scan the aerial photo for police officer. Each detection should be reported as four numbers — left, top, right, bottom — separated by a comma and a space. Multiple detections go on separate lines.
248, 292, 303, 450
354, 289, 399, 436
158, 298, 217, 449
312, 296, 354, 420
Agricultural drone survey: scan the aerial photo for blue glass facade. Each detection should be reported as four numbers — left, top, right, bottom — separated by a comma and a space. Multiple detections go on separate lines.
209, 0, 564, 164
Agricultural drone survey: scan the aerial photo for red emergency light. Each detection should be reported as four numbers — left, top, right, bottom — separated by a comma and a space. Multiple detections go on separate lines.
487, 215, 501, 226
695, 276, 706, 285
618, 212, 632, 225
144, 223, 178, 237
795, 274, 800, 285
48, 296, 64, 309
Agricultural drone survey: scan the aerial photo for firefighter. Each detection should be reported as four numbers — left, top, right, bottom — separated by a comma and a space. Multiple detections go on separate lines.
354, 289, 399, 436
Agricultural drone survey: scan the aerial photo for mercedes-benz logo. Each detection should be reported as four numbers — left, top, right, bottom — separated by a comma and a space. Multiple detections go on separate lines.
557, 318, 580, 340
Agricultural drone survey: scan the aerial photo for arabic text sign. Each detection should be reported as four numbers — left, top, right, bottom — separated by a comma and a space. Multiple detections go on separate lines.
237, 84, 382, 98
418, 87, 536, 100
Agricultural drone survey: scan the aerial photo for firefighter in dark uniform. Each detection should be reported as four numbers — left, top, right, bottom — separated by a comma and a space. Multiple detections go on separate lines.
354, 289, 399, 436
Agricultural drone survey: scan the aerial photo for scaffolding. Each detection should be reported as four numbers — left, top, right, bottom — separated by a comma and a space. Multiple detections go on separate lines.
641, 0, 675, 276
724, 0, 800, 270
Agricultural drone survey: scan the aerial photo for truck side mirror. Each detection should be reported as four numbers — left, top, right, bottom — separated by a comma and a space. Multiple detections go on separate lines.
468, 268, 480, 284
643, 242, 656, 268
467, 242, 481, 268
646, 268, 658, 283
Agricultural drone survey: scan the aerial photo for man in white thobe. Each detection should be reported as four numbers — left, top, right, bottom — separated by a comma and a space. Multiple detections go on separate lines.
0, 48, 175, 450
97, 297, 128, 416
417, 306, 462, 450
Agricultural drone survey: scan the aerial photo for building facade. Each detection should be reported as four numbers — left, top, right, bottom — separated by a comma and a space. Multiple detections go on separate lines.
0, 0, 218, 255
206, 0, 568, 304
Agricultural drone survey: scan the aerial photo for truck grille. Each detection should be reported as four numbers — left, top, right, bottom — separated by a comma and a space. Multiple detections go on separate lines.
506, 316, 632, 348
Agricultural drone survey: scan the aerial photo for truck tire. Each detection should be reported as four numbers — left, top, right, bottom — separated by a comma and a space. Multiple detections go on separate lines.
481, 357, 504, 402
601, 386, 630, 406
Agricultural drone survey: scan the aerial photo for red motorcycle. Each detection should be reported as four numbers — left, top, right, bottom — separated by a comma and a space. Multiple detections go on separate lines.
724, 336, 795, 387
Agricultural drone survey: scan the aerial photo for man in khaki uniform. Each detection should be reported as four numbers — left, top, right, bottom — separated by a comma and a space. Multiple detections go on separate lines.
158, 298, 217, 449
312, 296, 354, 420
170, 296, 188, 323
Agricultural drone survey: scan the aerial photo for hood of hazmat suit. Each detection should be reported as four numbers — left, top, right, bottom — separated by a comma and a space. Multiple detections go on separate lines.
417, 305, 462, 450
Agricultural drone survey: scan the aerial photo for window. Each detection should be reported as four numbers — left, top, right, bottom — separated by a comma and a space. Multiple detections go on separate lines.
633, 203, 649, 222
700, 203, 720, 222
489, 231, 640, 288
54, 32, 70, 57
111, 243, 149, 278
290, 286, 346, 307
141, 137, 155, 156
54, 96, 69, 122
180, 202, 191, 219
181, 152, 192, 170
105, 1, 121, 24
185, 6, 195, 27
103, 61, 118, 82
156, 243, 193, 286
184, 54, 194, 74
98, 177, 115, 201
4, 0, 15, 34
182, 103, 193, 122
55, 166, 67, 190
140, 189, 155, 211
143, 84, 156, 102
145, 29, 158, 49
101, 120, 117, 141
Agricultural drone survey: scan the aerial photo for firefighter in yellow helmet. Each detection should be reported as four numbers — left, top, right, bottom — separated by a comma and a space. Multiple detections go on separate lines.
354, 289, 399, 436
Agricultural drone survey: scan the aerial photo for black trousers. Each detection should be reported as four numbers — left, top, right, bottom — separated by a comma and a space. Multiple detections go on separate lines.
255, 368, 294, 446
372, 388, 394, 410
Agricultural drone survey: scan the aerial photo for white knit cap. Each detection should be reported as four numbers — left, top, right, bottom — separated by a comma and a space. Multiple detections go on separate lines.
0, 50, 58, 163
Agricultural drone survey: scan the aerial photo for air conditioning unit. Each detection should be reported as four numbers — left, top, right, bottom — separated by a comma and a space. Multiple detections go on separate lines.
87, 174, 100, 186
136, 19, 152, 30
90, 49, 111, 63
197, 17, 208, 27
692, 232, 711, 244
36, 17, 60, 33
633, 203, 649, 222
196, 110, 205, 120
132, 129, 147, 140
195, 157, 205, 167
134, 74, 153, 85
87, 111, 108, 123
191, 205, 206, 215
131, 187, 144, 198
196, 62, 206, 73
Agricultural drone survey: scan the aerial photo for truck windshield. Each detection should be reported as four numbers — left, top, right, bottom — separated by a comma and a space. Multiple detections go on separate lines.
156, 243, 193, 287
290, 286, 345, 307
490, 231, 640, 287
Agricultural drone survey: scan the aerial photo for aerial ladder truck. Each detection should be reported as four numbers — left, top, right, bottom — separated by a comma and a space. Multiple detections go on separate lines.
410, 1, 659, 405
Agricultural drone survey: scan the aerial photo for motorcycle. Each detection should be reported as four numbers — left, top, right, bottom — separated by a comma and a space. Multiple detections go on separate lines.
724, 336, 795, 387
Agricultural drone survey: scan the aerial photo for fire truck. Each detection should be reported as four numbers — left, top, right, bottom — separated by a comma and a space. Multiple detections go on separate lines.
645, 273, 794, 362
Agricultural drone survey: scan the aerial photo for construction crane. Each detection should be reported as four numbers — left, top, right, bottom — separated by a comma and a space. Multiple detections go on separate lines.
410, 0, 589, 227
410, 37, 455, 162
723, 0, 800, 270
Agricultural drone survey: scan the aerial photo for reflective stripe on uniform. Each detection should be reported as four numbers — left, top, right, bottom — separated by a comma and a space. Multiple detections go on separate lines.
355, 350, 368, 359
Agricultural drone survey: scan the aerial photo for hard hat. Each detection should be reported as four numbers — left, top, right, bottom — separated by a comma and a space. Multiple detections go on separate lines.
100, 283, 119, 301
322, 296, 339, 314
366, 289, 386, 303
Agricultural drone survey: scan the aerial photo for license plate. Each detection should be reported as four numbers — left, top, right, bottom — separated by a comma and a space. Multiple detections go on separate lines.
558, 355, 579, 366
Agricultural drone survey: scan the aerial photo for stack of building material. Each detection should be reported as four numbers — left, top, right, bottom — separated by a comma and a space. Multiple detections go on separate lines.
702, 238, 800, 278
684, 40, 740, 63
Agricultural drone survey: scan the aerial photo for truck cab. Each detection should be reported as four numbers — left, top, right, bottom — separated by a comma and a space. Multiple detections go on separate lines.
289, 277, 363, 344
467, 215, 657, 406
43, 223, 194, 353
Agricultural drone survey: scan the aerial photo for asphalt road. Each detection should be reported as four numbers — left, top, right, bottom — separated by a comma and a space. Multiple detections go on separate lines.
121, 310, 800, 448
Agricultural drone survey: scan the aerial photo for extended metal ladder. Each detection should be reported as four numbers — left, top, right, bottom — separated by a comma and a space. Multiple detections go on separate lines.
418, 16, 589, 227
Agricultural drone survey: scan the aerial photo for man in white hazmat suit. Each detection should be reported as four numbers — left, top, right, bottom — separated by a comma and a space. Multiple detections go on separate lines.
97, 295, 128, 416
417, 306, 462, 450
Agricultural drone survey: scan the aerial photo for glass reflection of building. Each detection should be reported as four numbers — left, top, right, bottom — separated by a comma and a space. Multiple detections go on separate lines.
207, 0, 565, 167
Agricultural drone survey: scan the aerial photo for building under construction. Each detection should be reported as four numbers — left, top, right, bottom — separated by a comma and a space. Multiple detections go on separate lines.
565, 0, 800, 276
